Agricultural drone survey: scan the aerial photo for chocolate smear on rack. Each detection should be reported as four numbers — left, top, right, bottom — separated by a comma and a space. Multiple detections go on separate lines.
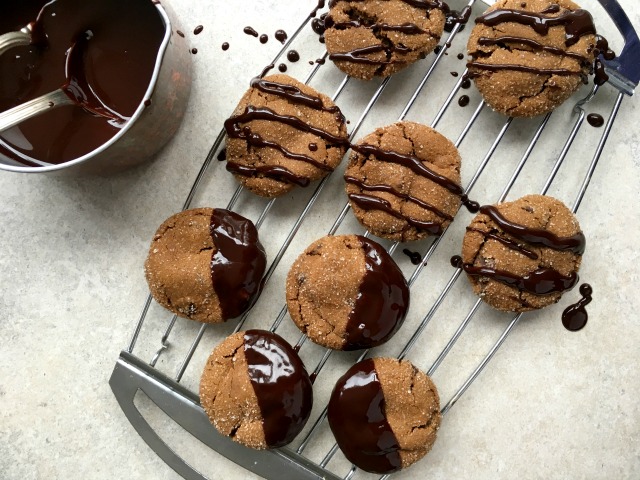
403, 249, 423, 265
243, 330, 313, 448
209, 210, 267, 319
445, 7, 472, 33
275, 29, 288, 44
342, 237, 409, 350
562, 284, 592, 331
328, 359, 403, 474
587, 113, 604, 127
243, 26, 259, 37
451, 255, 579, 295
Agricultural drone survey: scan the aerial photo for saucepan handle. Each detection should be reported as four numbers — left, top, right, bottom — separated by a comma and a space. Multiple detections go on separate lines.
0, 28, 32, 57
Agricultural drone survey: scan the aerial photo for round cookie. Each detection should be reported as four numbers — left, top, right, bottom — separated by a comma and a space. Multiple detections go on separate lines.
200, 330, 313, 449
345, 121, 462, 242
466, 0, 599, 117
456, 194, 584, 312
328, 357, 441, 474
224, 73, 349, 198
286, 235, 409, 350
144, 208, 267, 323
324, 0, 446, 80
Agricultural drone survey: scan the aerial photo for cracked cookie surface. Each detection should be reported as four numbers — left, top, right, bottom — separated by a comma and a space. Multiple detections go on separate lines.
328, 357, 441, 473
286, 234, 409, 350
345, 121, 462, 242
466, 0, 598, 117
144, 208, 266, 323
225, 73, 348, 197
324, 0, 446, 80
461, 194, 584, 312
200, 330, 313, 449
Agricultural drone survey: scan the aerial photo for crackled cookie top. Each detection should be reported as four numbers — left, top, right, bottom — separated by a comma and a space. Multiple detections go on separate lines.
324, 0, 447, 80
200, 330, 313, 449
467, 0, 599, 117
345, 121, 463, 242
328, 357, 441, 474
144, 208, 267, 323
224, 73, 349, 197
286, 235, 409, 350
456, 194, 584, 312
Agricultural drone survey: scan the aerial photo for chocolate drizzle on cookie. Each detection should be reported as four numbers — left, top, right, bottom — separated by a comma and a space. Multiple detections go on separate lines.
479, 205, 586, 255
250, 77, 340, 113
466, 227, 539, 260
451, 255, 579, 295
328, 358, 403, 474
342, 237, 409, 350
243, 330, 313, 448
209, 210, 267, 319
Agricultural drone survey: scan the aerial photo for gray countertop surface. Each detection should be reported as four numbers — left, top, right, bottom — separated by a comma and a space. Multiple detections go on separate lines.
1, 0, 639, 479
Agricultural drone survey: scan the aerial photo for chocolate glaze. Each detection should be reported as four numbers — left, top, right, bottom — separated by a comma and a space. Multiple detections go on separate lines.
328, 359, 403, 474
287, 50, 300, 62
349, 193, 444, 235
275, 29, 288, 43
403, 248, 423, 265
209, 210, 267, 319
479, 205, 586, 255
562, 283, 592, 331
458, 95, 470, 107
243, 330, 313, 448
244, 26, 259, 37
466, 226, 539, 260
222, 42, 230, 51
194, 25, 203, 35
451, 255, 579, 295
587, 113, 604, 127
475, 8, 596, 47
0, 0, 165, 166
345, 175, 454, 220
342, 237, 409, 350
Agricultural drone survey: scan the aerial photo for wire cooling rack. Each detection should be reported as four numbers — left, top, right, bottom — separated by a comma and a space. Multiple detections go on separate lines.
110, 0, 639, 479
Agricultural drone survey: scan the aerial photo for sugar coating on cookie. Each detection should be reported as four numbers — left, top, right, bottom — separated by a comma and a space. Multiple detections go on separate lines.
459, 194, 584, 312
200, 330, 313, 449
328, 357, 441, 474
324, 0, 446, 80
345, 121, 462, 242
467, 0, 598, 117
286, 235, 409, 350
144, 208, 267, 323
224, 74, 348, 198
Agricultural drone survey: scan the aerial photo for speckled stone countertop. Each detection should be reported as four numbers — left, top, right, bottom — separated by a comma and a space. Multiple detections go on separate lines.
1, 1, 639, 479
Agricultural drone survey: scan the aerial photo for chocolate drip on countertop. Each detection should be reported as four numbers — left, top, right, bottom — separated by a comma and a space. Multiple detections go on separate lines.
328, 359, 403, 474
451, 256, 578, 295
243, 26, 259, 37
587, 113, 604, 127
562, 284, 592, 331
466, 227, 539, 260
243, 330, 313, 448
403, 249, 422, 265
479, 205, 586, 255
349, 194, 444, 235
343, 237, 409, 350
475, 8, 596, 47
194, 25, 204, 35
345, 175, 454, 220
275, 29, 288, 43
209, 210, 267, 319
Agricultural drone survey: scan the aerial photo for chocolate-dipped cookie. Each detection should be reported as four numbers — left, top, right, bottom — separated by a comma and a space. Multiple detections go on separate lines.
324, 0, 447, 80
200, 330, 313, 449
224, 74, 349, 197
144, 208, 267, 323
328, 357, 441, 474
286, 235, 409, 350
467, 0, 601, 117
345, 121, 463, 241
455, 194, 584, 312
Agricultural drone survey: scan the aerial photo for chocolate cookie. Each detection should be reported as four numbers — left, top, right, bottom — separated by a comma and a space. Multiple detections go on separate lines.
345, 121, 463, 242
144, 208, 267, 323
286, 235, 409, 350
200, 330, 313, 449
466, 0, 599, 117
328, 357, 441, 474
224, 74, 349, 197
455, 194, 584, 312
324, 0, 446, 80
